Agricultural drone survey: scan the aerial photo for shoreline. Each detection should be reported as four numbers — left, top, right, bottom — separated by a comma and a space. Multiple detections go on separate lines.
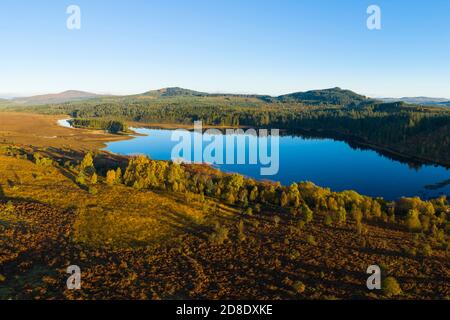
0, 114, 436, 200
124, 121, 450, 169
58, 118, 450, 169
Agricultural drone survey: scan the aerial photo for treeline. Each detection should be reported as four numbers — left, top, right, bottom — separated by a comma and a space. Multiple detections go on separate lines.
69, 118, 129, 134
98, 154, 448, 238
68, 100, 450, 165
11, 145, 449, 248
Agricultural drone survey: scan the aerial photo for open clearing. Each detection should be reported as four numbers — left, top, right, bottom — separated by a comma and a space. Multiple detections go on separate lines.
0, 112, 130, 151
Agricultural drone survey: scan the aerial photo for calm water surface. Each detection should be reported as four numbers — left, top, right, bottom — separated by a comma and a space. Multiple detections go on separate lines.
103, 128, 450, 200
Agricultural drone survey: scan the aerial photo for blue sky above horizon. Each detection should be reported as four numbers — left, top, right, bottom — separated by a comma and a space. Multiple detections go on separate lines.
0, 0, 449, 98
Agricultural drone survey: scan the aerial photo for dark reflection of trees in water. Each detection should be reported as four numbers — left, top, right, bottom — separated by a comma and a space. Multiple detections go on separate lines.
424, 179, 450, 191
282, 129, 446, 171
180, 127, 447, 170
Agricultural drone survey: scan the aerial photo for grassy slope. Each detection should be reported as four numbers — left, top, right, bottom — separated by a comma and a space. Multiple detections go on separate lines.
0, 150, 448, 300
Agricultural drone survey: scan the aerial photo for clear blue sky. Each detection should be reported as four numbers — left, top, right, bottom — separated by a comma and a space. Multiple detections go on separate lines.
1, 0, 449, 98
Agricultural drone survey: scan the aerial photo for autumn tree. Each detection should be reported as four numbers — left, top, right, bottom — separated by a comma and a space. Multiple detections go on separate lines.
223, 174, 244, 205
280, 191, 289, 208
370, 201, 382, 218
337, 207, 347, 225
327, 197, 339, 212
351, 205, 363, 224
209, 223, 229, 245
288, 183, 301, 207
106, 170, 116, 186
406, 209, 422, 232
300, 203, 313, 224
249, 186, 258, 202
166, 162, 185, 192
237, 220, 245, 242
238, 189, 249, 206
115, 167, 122, 184
80, 153, 95, 176
90, 173, 98, 184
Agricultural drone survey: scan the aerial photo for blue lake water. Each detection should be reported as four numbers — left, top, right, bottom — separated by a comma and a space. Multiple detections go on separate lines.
57, 119, 73, 128
104, 128, 450, 200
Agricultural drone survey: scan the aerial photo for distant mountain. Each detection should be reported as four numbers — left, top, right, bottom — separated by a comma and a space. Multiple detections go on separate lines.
12, 90, 107, 105
124, 87, 385, 107
277, 87, 376, 106
141, 87, 379, 106
381, 96, 450, 106
142, 87, 208, 97
14, 87, 446, 109
139, 87, 276, 102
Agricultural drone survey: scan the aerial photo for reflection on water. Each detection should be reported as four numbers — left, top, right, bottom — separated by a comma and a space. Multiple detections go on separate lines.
103, 128, 450, 200
57, 119, 72, 128
425, 179, 450, 190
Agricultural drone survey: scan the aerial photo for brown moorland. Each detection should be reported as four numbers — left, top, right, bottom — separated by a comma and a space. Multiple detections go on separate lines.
0, 112, 130, 151
0, 112, 448, 300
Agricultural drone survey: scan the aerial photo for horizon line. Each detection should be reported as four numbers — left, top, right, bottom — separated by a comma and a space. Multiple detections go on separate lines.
2, 87, 450, 101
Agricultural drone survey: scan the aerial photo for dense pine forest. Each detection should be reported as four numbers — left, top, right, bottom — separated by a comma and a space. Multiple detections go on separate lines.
68, 118, 129, 134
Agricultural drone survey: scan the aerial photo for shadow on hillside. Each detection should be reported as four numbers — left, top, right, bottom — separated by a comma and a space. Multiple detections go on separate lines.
159, 210, 211, 241
53, 166, 89, 191
43, 147, 128, 192
0, 184, 4, 199
0, 192, 55, 207
55, 166, 78, 183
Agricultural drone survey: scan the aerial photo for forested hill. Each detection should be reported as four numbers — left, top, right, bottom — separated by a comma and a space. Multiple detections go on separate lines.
142, 87, 208, 98
135, 87, 375, 106
6, 87, 450, 166
277, 87, 377, 106
5, 87, 376, 107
